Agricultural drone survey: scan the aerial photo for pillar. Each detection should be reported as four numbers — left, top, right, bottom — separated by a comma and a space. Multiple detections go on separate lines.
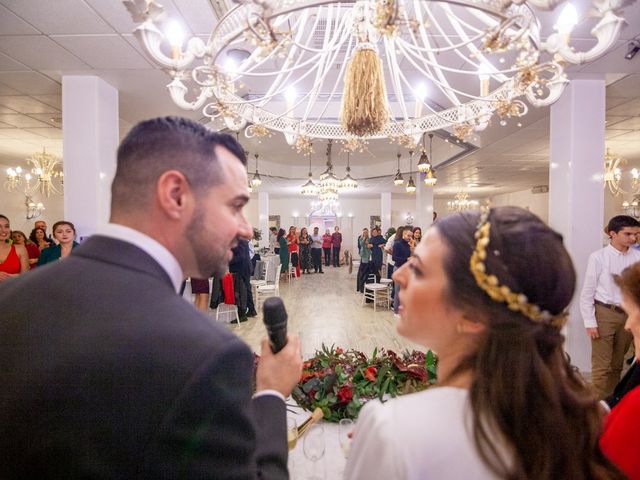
62, 76, 119, 239
549, 78, 606, 373
381, 191, 391, 235
258, 191, 269, 248
415, 172, 434, 229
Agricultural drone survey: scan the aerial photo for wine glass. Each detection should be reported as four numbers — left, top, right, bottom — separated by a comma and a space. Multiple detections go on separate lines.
338, 418, 353, 458
287, 417, 298, 451
303, 425, 325, 480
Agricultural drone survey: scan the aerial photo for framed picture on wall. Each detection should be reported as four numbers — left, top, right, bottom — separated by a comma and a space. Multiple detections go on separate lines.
269, 215, 280, 229
370, 215, 381, 231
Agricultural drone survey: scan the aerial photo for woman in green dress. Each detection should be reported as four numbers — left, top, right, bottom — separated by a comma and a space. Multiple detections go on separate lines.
277, 228, 289, 273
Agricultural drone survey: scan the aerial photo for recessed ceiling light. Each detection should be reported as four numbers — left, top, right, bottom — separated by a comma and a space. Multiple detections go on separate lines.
467, 183, 479, 187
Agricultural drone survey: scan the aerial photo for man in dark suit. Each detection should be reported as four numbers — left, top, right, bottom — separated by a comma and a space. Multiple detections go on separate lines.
0, 117, 302, 479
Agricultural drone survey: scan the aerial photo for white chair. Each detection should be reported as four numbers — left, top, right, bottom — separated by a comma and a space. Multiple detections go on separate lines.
250, 261, 269, 300
257, 265, 282, 309
379, 277, 393, 298
362, 282, 391, 312
216, 303, 240, 325
288, 252, 297, 282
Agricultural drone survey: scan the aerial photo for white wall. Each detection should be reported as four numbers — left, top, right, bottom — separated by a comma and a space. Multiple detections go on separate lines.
488, 189, 550, 224
0, 188, 65, 235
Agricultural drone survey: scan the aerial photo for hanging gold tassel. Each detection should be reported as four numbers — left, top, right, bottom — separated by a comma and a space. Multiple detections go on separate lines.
341, 43, 388, 137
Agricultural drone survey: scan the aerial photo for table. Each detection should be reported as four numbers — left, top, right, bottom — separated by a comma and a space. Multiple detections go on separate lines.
286, 403, 348, 479
261, 254, 281, 282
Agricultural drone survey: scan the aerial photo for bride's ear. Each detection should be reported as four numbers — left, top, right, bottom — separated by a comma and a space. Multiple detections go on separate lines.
457, 316, 486, 335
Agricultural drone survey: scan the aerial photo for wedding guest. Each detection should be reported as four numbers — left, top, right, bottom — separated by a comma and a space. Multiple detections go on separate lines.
392, 227, 413, 313
0, 215, 29, 282
38, 221, 80, 266
331, 225, 342, 267
269, 226, 278, 253
356, 228, 373, 293
600, 261, 640, 479
346, 207, 625, 480
432, 211, 438, 223
412, 226, 422, 244
287, 226, 300, 278
322, 228, 332, 267
385, 226, 404, 301
369, 227, 386, 275
580, 215, 640, 399
29, 227, 51, 251
229, 238, 257, 319
34, 220, 55, 245
299, 227, 312, 274
189, 277, 210, 312
277, 228, 289, 275
11, 230, 40, 269
310, 226, 324, 273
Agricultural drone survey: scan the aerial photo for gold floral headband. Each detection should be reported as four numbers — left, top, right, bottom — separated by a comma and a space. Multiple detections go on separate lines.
469, 210, 557, 324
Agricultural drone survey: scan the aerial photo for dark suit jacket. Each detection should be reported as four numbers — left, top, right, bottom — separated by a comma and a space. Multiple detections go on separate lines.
0, 236, 288, 479
606, 361, 640, 409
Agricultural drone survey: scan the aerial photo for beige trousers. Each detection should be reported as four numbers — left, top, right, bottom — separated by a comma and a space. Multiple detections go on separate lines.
591, 304, 632, 399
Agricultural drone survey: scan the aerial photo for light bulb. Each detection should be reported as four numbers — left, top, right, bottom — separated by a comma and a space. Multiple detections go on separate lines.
556, 4, 578, 35
166, 21, 185, 49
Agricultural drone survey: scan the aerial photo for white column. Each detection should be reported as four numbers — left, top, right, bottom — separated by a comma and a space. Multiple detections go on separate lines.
258, 191, 269, 248
381, 192, 391, 234
549, 78, 605, 373
415, 173, 434, 229
62, 76, 119, 239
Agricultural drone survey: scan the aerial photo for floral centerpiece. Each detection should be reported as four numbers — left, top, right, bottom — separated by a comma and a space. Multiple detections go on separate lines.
291, 344, 437, 422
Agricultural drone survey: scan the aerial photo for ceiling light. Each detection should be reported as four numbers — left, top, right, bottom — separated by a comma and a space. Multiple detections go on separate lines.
393, 153, 404, 186
406, 177, 416, 194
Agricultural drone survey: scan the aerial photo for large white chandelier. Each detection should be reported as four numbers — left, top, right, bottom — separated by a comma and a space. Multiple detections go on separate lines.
5, 148, 63, 198
448, 192, 480, 211
127, 0, 633, 142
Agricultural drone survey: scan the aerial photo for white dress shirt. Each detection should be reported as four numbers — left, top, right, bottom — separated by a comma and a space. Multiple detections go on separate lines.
97, 223, 184, 293
385, 236, 395, 266
579, 244, 640, 328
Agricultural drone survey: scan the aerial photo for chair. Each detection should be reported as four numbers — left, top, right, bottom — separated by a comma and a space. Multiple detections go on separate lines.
216, 303, 240, 325
288, 252, 297, 282
250, 261, 269, 300
257, 265, 282, 309
362, 282, 391, 312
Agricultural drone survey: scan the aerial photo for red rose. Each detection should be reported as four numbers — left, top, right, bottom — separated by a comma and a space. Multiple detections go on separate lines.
300, 371, 316, 382
337, 386, 353, 403
364, 366, 377, 382
336, 347, 344, 354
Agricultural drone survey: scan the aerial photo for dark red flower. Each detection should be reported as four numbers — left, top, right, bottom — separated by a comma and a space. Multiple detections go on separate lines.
364, 366, 377, 382
336, 347, 344, 354
337, 386, 353, 403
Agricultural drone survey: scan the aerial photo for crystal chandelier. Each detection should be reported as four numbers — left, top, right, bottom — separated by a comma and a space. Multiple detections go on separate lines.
393, 153, 404, 186
448, 192, 480, 212
251, 153, 262, 187
423, 133, 437, 187
417, 134, 432, 174
128, 0, 633, 142
406, 150, 416, 194
340, 152, 358, 190
25, 196, 45, 220
622, 195, 640, 219
5, 148, 63, 197
319, 140, 341, 202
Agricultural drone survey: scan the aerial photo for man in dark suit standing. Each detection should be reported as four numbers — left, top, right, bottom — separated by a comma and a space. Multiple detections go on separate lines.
0, 117, 302, 479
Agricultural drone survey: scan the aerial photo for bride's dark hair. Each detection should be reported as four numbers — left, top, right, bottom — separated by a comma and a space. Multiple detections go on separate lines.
436, 206, 623, 480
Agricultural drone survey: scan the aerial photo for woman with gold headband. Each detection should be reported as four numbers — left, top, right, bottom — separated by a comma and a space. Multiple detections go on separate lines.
345, 207, 624, 480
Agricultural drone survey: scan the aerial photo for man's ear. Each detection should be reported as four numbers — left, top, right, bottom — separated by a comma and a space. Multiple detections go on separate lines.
156, 170, 193, 220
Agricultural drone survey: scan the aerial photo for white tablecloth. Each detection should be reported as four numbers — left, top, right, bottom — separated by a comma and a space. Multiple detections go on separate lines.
286, 403, 348, 479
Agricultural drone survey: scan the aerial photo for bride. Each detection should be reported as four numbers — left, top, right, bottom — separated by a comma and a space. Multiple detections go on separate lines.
345, 207, 623, 480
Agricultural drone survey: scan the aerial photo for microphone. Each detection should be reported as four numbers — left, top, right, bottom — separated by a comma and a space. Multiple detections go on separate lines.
262, 297, 288, 354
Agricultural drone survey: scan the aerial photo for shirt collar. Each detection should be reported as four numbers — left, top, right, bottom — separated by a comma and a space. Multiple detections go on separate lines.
97, 223, 183, 293
607, 243, 630, 256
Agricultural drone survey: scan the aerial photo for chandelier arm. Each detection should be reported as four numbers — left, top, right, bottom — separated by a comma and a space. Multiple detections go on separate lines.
541, 10, 626, 65
133, 22, 200, 71
412, 1, 461, 105
383, 36, 410, 121
438, 3, 510, 83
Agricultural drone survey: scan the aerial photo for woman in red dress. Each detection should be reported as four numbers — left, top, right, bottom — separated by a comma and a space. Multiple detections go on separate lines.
0, 215, 30, 282
600, 262, 640, 479
287, 226, 300, 278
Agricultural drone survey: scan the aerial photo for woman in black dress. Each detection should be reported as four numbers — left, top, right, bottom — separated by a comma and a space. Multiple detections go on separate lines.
299, 227, 312, 274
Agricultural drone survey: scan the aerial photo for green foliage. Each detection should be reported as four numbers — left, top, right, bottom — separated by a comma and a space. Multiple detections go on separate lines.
292, 344, 438, 422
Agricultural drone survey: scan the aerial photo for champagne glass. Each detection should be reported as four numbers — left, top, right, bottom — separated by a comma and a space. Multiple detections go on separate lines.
287, 417, 298, 451
338, 418, 353, 458
303, 425, 325, 480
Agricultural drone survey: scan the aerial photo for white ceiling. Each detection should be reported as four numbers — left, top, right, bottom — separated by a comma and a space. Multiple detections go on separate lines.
0, 0, 639, 200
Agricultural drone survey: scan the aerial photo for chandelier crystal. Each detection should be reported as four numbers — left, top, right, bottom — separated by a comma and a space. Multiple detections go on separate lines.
340, 152, 358, 190
128, 0, 634, 142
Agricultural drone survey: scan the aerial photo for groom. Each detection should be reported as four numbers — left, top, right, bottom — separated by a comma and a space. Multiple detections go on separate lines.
0, 117, 302, 479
